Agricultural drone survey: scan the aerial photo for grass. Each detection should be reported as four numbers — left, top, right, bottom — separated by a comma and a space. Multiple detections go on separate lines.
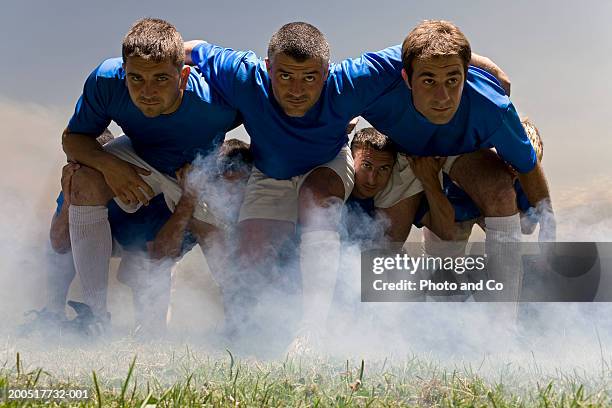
0, 339, 610, 407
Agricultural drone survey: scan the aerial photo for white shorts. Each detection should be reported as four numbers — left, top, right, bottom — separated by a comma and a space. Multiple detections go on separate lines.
104, 136, 222, 228
374, 154, 460, 209
238, 145, 355, 223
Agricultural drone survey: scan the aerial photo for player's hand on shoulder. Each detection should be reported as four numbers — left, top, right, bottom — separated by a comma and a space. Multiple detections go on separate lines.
101, 158, 154, 206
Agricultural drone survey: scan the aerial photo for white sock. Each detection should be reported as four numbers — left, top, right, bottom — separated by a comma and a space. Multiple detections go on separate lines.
422, 227, 469, 257
484, 214, 522, 305
484, 214, 522, 243
299, 230, 341, 331
69, 205, 112, 317
45, 245, 76, 316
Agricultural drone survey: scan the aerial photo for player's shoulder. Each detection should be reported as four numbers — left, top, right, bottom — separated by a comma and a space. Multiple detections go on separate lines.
92, 57, 124, 80
465, 66, 510, 111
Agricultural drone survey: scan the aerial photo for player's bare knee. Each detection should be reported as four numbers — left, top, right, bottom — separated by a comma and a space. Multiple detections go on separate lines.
70, 167, 111, 205
478, 180, 518, 216
300, 168, 345, 206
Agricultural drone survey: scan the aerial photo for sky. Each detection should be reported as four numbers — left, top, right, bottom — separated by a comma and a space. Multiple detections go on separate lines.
1, 0, 611, 190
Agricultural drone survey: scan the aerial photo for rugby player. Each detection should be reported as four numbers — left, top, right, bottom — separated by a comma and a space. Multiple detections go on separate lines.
344, 127, 455, 245
360, 20, 555, 302
61, 18, 242, 330
184, 22, 509, 352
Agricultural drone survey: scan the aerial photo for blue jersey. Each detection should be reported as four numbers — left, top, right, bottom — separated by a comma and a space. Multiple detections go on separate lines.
363, 66, 537, 173
67, 58, 240, 175
192, 43, 403, 179
55, 192, 196, 252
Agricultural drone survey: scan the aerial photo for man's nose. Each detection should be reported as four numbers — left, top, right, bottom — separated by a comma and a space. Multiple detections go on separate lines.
289, 79, 304, 96
367, 170, 377, 184
141, 81, 156, 98
433, 84, 450, 101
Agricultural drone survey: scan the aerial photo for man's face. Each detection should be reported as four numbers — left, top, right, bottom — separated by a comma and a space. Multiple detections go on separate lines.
265, 53, 328, 117
403, 56, 465, 125
352, 146, 395, 199
124, 56, 189, 118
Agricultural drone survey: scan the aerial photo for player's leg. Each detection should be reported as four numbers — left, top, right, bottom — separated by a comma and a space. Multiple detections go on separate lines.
69, 136, 168, 322
226, 169, 297, 340
290, 146, 353, 351
448, 150, 523, 304
45, 245, 76, 316
69, 165, 114, 320
117, 249, 173, 337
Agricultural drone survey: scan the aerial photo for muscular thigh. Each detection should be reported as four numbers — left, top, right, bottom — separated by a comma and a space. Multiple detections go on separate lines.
298, 167, 345, 228
448, 149, 517, 217
236, 219, 295, 264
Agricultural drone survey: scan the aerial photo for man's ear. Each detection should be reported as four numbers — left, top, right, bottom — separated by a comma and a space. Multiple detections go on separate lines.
179, 66, 191, 90
322, 64, 329, 81
265, 57, 271, 73
401, 68, 412, 90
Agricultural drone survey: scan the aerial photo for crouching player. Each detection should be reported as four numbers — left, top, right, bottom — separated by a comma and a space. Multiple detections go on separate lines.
361, 20, 555, 304
60, 18, 242, 334
23, 138, 252, 338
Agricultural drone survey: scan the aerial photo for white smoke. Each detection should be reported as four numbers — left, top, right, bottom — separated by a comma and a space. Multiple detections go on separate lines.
0, 95, 610, 376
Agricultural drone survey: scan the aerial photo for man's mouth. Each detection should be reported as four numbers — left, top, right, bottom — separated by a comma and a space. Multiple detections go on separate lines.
431, 106, 451, 112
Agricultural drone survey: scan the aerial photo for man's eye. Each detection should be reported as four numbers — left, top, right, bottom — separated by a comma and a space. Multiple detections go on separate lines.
157, 76, 169, 81
280, 73, 291, 80
129, 76, 142, 82
447, 78, 459, 86
379, 166, 391, 173
361, 163, 372, 169
423, 78, 434, 86
304, 75, 316, 82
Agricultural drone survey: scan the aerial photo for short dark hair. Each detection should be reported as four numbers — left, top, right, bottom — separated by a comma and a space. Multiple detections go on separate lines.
402, 20, 471, 84
217, 139, 253, 175
122, 18, 184, 69
267, 22, 330, 64
350, 127, 396, 155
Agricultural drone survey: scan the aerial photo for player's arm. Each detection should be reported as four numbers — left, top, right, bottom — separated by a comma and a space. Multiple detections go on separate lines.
408, 157, 456, 241
517, 163, 555, 241
494, 107, 555, 241
62, 128, 154, 205
184, 40, 205, 65
49, 162, 81, 253
149, 164, 197, 260
470, 53, 511, 96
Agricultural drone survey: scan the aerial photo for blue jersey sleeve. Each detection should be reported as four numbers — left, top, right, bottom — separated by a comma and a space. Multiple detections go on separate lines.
490, 104, 537, 173
191, 42, 254, 108
67, 64, 113, 135
55, 191, 64, 216
331, 45, 403, 113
